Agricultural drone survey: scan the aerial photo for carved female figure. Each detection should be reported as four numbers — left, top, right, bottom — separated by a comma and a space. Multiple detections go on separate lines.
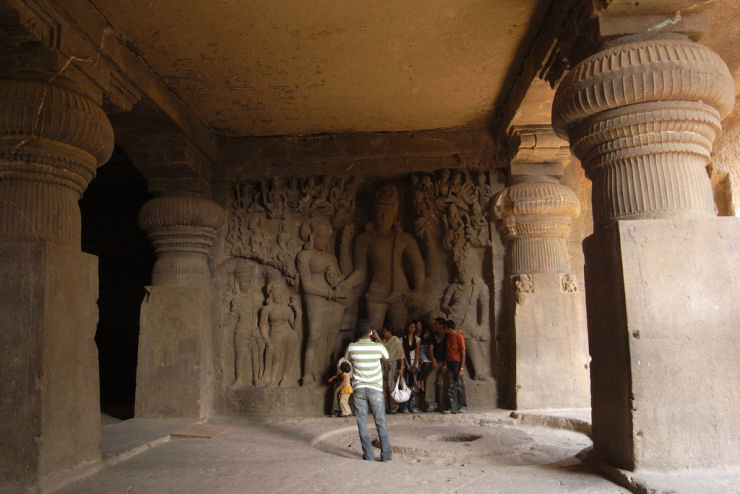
259, 281, 301, 387
296, 219, 356, 386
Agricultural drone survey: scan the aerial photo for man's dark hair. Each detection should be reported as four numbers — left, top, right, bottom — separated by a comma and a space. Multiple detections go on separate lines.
357, 318, 371, 337
446, 319, 456, 329
340, 361, 352, 373
434, 317, 446, 325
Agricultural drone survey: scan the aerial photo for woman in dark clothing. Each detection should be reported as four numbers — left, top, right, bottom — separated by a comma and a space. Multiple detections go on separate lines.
399, 320, 420, 412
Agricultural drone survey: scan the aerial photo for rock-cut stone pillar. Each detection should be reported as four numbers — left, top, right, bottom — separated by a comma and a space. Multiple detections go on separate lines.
136, 194, 224, 418
0, 80, 114, 488
553, 32, 739, 470
494, 172, 590, 410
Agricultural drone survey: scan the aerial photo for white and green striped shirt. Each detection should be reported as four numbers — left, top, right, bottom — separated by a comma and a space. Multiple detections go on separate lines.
345, 338, 389, 391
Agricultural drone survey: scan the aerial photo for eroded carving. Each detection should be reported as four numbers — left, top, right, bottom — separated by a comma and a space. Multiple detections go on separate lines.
260, 280, 301, 387
232, 261, 267, 387
561, 273, 578, 293
512, 274, 534, 305
441, 247, 492, 380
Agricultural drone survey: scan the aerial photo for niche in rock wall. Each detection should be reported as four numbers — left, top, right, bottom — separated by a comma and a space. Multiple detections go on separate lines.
213, 169, 496, 391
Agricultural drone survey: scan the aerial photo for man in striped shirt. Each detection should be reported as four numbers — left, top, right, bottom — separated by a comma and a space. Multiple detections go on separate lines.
345, 318, 392, 461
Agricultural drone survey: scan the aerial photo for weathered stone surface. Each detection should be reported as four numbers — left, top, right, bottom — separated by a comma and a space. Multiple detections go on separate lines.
136, 284, 213, 418
0, 240, 100, 490
584, 217, 740, 470
510, 272, 590, 410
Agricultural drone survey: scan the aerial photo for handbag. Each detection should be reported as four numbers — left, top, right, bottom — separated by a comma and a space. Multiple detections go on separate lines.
391, 375, 411, 403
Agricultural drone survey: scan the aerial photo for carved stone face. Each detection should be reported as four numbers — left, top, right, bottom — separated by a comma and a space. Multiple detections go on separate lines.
270, 283, 290, 305
312, 223, 331, 251
457, 256, 473, 282
373, 184, 399, 231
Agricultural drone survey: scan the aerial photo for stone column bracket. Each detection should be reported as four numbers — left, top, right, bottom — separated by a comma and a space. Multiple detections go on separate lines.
0, 79, 114, 244
552, 34, 735, 226
493, 177, 580, 275
138, 195, 225, 285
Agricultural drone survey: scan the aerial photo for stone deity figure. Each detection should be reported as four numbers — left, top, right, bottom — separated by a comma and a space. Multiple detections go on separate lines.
231, 261, 266, 387
296, 219, 358, 386
440, 251, 492, 380
350, 183, 426, 332
259, 281, 301, 387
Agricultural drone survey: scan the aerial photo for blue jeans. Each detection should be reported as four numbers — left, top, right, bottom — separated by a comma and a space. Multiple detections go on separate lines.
353, 387, 392, 461
446, 361, 467, 412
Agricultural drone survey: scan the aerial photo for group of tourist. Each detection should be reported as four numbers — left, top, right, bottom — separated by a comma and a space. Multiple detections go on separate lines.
330, 317, 468, 417
381, 317, 467, 415
336, 317, 469, 461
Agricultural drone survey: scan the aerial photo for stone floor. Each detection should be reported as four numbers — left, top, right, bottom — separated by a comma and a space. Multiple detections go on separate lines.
51, 409, 738, 494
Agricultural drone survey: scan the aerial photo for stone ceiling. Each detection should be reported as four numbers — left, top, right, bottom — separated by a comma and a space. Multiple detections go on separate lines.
89, 0, 543, 137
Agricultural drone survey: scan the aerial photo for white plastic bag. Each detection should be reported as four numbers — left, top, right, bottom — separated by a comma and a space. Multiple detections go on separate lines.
391, 375, 411, 403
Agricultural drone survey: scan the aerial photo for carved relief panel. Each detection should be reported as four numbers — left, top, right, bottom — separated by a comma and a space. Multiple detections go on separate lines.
215, 169, 496, 388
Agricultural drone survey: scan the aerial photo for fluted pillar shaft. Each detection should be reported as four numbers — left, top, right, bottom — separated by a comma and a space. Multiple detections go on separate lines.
138, 195, 224, 285
493, 175, 580, 275
0, 80, 114, 244
552, 34, 734, 228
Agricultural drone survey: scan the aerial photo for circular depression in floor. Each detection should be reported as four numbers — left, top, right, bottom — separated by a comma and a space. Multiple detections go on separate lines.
311, 421, 591, 466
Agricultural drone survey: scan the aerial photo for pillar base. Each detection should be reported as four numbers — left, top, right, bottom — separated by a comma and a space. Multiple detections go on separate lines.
136, 285, 213, 418
512, 272, 590, 410
584, 217, 740, 471
0, 240, 100, 490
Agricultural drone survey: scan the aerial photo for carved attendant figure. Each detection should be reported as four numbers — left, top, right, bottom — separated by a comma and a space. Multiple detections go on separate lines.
440, 251, 492, 380
296, 219, 356, 386
231, 262, 266, 387
351, 184, 426, 332
260, 281, 301, 387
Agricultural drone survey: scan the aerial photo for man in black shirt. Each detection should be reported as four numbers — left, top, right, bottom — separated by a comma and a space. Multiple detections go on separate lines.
423, 317, 448, 412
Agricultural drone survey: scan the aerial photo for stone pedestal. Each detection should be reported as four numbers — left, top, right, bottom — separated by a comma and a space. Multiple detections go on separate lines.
136, 285, 213, 418
0, 240, 100, 489
512, 273, 590, 410
584, 217, 740, 470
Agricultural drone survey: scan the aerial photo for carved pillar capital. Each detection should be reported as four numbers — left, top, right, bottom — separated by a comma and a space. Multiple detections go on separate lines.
0, 79, 114, 244
493, 175, 580, 275
138, 194, 225, 285
552, 33, 735, 227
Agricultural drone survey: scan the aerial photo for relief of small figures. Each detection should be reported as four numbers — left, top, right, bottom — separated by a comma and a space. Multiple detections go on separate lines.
440, 247, 493, 380
259, 280, 302, 387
